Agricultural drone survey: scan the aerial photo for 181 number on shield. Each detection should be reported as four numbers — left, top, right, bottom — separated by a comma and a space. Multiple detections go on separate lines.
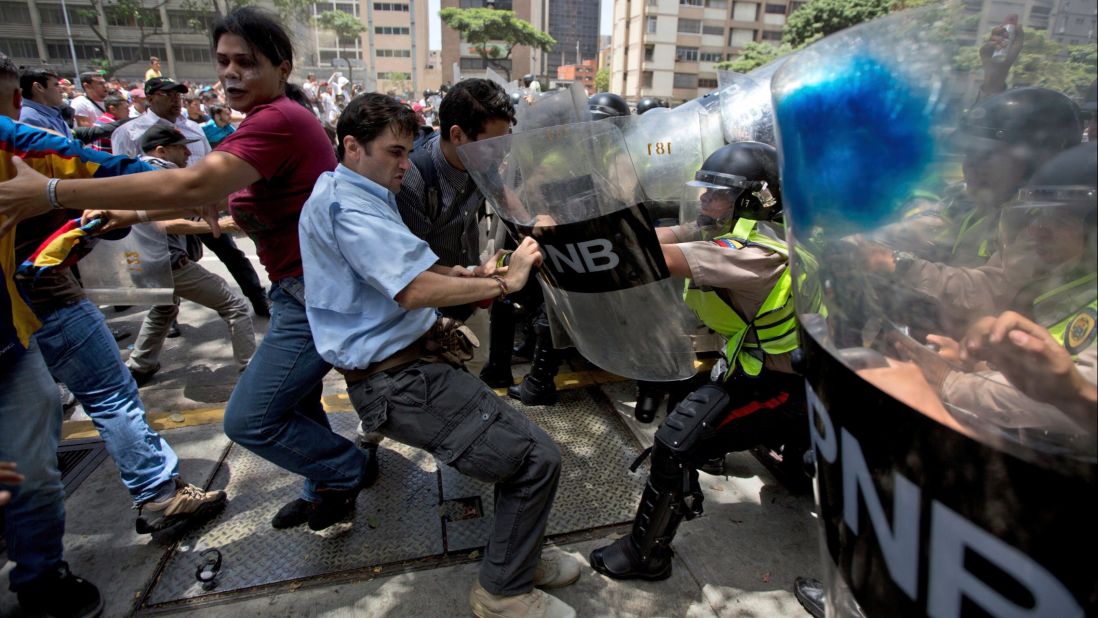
647, 142, 672, 156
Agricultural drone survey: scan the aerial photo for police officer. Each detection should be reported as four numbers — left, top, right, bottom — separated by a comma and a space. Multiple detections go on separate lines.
588, 92, 630, 121
589, 141, 814, 580
635, 97, 666, 115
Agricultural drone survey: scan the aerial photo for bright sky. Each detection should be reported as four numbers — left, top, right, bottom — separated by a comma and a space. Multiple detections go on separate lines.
428, 0, 615, 50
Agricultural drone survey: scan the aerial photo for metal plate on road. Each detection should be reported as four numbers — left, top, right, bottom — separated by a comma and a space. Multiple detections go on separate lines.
144, 388, 645, 606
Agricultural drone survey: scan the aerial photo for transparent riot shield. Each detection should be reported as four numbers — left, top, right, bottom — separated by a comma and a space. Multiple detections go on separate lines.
78, 223, 174, 305
771, 7, 1096, 618
513, 82, 589, 133
609, 110, 706, 205
485, 66, 509, 90
459, 121, 697, 381
669, 91, 724, 158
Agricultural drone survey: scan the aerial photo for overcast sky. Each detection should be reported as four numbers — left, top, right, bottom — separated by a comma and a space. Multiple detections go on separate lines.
428, 0, 615, 49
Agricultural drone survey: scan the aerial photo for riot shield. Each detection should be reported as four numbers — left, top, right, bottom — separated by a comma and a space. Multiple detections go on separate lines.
513, 82, 589, 133
609, 110, 706, 205
78, 223, 174, 305
771, 7, 1096, 617
717, 71, 772, 145
485, 66, 510, 90
459, 121, 697, 381
669, 91, 724, 158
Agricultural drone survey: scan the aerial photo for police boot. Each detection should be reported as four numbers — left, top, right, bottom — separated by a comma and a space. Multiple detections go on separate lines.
508, 312, 559, 406
634, 381, 664, 423
588, 479, 684, 581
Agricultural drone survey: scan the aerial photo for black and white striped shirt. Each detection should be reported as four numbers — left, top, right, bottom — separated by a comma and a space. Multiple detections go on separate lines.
397, 137, 484, 268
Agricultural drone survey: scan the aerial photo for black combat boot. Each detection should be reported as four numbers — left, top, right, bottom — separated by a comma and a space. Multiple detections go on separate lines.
508, 309, 559, 405
480, 300, 516, 388
588, 479, 684, 580
634, 381, 664, 423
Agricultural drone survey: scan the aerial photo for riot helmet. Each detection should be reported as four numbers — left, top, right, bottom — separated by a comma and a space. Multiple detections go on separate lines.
635, 97, 666, 115
681, 141, 781, 239
588, 92, 630, 121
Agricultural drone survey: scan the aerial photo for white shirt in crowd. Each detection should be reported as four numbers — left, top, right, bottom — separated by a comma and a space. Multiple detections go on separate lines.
110, 108, 212, 167
70, 95, 105, 125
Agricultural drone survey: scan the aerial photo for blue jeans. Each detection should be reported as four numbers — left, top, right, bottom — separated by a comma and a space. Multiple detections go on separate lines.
223, 277, 366, 502
33, 299, 178, 504
0, 341, 66, 591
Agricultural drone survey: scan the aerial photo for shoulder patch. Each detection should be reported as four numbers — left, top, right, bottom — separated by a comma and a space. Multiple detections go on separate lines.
1065, 307, 1097, 355
711, 238, 742, 250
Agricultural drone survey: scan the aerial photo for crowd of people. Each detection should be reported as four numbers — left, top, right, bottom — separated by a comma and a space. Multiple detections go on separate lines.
0, 6, 1095, 618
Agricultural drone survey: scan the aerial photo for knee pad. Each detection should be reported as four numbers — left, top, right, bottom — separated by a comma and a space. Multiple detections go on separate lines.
655, 383, 730, 458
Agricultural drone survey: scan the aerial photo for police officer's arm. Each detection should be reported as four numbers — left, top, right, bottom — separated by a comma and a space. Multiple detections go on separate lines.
962, 311, 1097, 427
396, 236, 541, 309
661, 244, 692, 278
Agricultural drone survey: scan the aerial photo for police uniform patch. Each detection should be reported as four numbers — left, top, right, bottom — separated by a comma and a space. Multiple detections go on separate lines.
1065, 307, 1097, 355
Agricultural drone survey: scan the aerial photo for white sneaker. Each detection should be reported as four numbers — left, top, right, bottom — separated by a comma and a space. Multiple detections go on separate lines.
469, 581, 575, 618
532, 549, 581, 589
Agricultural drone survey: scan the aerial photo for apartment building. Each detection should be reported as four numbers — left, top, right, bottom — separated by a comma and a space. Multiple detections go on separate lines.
557, 58, 596, 91
609, 0, 802, 103
440, 0, 545, 83
308, 0, 429, 94
0, 0, 429, 94
0, 0, 220, 83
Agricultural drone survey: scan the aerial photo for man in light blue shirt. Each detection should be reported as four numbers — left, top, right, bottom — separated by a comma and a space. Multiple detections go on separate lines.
17, 68, 72, 139
300, 93, 579, 618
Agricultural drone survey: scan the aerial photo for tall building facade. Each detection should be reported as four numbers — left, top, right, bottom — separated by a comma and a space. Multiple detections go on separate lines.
544, 0, 600, 79
0, 0, 430, 95
440, 0, 545, 84
308, 0, 429, 95
0, 0, 221, 83
610, 0, 801, 103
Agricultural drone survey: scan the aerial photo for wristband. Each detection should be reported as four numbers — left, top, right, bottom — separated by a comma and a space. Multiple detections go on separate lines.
47, 178, 62, 210
136, 210, 151, 223
490, 275, 508, 300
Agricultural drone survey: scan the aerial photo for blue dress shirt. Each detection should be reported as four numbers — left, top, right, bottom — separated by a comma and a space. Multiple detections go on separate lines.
300, 164, 440, 369
19, 100, 72, 139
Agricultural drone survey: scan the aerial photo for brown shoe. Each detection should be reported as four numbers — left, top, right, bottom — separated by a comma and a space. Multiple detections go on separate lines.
469, 581, 575, 618
136, 479, 226, 538
532, 549, 580, 589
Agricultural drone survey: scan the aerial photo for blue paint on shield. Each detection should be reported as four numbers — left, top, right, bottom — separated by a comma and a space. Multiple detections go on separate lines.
775, 53, 935, 232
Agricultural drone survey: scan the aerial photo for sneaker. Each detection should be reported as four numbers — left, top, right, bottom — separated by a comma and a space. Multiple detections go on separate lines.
58, 382, 76, 408
136, 479, 227, 540
272, 497, 312, 529
532, 549, 580, 589
16, 561, 103, 618
469, 581, 575, 618
128, 363, 160, 387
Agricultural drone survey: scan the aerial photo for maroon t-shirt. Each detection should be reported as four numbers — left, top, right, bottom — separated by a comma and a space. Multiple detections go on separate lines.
216, 95, 336, 281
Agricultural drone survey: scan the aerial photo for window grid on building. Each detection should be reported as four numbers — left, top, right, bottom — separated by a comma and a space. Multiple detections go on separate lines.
373, 2, 409, 11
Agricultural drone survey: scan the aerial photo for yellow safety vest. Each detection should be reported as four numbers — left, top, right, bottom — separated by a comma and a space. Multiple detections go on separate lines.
1036, 273, 1098, 357
683, 217, 804, 378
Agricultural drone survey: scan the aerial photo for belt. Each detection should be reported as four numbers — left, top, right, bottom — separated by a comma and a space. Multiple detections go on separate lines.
336, 334, 427, 387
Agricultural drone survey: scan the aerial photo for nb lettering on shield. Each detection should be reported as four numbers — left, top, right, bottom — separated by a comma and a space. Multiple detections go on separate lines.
544, 239, 621, 274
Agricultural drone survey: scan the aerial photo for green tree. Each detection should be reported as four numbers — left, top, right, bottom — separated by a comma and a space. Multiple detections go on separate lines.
315, 10, 365, 85
594, 67, 609, 93
74, 0, 170, 77
438, 7, 556, 81
782, 0, 893, 48
716, 41, 794, 73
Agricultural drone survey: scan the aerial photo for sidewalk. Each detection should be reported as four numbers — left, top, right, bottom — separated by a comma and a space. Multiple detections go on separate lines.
1, 240, 821, 617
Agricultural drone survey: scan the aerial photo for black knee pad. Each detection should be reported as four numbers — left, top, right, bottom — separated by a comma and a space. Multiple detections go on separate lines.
655, 383, 730, 457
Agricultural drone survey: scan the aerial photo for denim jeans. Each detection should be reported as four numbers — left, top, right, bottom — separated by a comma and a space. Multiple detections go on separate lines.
0, 341, 66, 591
33, 299, 178, 504
349, 361, 561, 595
223, 276, 366, 502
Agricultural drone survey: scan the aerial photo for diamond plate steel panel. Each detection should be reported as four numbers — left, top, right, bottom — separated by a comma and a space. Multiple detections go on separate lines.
441, 388, 646, 552
146, 389, 646, 605
146, 413, 441, 604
